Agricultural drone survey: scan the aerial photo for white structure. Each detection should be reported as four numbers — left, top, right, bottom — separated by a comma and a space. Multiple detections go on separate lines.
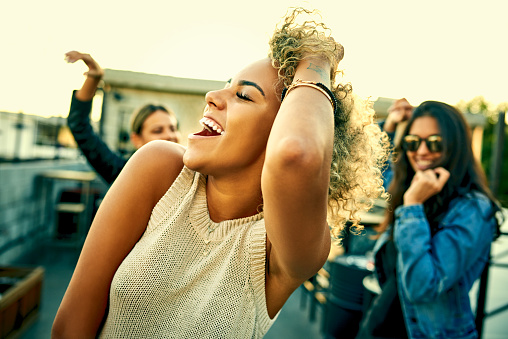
99, 69, 226, 153
0, 111, 78, 161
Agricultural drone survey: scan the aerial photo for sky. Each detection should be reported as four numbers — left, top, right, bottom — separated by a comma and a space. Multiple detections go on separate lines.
1, 0, 507, 118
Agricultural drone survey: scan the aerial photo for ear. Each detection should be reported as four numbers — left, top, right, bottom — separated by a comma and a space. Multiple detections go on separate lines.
130, 132, 143, 149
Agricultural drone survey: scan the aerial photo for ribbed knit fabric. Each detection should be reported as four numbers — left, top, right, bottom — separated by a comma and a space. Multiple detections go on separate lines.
99, 166, 277, 338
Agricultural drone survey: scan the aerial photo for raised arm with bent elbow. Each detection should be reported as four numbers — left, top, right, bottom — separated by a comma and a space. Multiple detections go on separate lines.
262, 56, 334, 281
65, 51, 127, 184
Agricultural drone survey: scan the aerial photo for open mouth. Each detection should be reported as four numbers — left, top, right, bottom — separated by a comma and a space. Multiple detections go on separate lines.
414, 159, 439, 171
195, 117, 224, 137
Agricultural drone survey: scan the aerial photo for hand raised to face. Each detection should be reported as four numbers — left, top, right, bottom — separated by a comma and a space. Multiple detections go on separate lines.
403, 167, 450, 205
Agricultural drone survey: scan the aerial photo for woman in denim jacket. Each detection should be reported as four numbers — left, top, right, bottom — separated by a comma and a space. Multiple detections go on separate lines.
358, 101, 502, 339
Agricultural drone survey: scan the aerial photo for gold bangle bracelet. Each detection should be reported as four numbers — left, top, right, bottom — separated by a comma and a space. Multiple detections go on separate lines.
283, 79, 335, 111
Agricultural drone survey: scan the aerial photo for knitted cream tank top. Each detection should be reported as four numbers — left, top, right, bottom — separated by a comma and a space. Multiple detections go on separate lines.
99, 166, 277, 338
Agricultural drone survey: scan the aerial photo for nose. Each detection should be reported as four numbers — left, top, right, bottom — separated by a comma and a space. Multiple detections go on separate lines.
205, 89, 226, 110
169, 129, 181, 143
416, 140, 430, 154
163, 127, 181, 143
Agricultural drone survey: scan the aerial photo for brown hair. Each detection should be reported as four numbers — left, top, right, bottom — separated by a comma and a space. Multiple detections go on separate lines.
130, 104, 178, 135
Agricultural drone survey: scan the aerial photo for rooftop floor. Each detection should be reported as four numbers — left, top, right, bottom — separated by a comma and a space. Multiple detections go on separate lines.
9, 218, 508, 339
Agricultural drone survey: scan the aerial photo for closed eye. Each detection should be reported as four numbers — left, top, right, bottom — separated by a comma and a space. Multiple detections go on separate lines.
236, 92, 252, 102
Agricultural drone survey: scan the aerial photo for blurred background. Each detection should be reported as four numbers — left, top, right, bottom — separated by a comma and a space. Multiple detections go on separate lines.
0, 0, 507, 338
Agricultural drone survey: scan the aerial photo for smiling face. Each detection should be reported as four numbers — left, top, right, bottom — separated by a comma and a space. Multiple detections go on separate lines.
183, 58, 281, 178
406, 116, 443, 172
131, 110, 180, 148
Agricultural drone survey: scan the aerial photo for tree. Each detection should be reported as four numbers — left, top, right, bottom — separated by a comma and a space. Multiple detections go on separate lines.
457, 96, 508, 206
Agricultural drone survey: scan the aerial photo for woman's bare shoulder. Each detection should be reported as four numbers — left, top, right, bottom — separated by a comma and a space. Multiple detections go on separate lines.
135, 140, 185, 166
122, 140, 186, 200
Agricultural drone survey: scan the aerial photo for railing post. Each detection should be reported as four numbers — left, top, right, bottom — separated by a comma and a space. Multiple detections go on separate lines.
476, 110, 506, 338
475, 251, 491, 338
489, 111, 505, 197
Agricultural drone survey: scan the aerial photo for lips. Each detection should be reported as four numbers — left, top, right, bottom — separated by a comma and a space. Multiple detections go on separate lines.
195, 117, 224, 137
415, 159, 435, 170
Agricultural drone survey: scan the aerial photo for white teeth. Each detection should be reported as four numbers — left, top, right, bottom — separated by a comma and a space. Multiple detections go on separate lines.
199, 117, 224, 135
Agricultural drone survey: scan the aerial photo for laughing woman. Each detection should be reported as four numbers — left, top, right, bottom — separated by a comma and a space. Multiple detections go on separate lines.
52, 8, 388, 338
357, 101, 503, 339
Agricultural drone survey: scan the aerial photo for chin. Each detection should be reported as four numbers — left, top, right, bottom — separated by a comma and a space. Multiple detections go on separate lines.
182, 150, 209, 175
412, 163, 437, 172
182, 151, 197, 171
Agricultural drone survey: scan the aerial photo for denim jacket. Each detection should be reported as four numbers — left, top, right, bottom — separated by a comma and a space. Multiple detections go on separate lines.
378, 120, 395, 192
392, 191, 497, 338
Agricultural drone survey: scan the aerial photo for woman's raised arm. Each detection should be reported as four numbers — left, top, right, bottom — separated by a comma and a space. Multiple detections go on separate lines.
262, 57, 333, 283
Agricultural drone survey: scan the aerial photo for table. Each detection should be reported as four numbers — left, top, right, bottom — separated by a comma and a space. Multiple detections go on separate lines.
37, 170, 97, 246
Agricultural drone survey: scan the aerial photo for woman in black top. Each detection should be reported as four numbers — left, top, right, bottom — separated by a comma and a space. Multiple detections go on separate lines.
65, 51, 180, 184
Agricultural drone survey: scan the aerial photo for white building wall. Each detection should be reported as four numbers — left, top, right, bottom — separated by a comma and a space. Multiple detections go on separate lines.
0, 111, 79, 161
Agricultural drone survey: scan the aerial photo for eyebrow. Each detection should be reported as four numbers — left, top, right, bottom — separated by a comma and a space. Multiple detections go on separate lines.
237, 80, 265, 97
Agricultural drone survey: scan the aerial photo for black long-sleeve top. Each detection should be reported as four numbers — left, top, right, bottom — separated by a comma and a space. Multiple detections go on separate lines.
67, 91, 128, 185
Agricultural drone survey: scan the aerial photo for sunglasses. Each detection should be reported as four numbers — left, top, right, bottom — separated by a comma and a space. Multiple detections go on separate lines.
402, 135, 443, 153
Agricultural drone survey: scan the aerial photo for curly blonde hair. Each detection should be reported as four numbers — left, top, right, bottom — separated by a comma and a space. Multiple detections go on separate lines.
268, 8, 390, 239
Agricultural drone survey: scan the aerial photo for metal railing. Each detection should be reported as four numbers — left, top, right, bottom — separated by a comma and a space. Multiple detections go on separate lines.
476, 229, 508, 338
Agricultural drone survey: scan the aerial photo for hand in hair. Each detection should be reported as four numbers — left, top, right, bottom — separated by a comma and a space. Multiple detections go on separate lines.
268, 7, 344, 87
403, 167, 450, 205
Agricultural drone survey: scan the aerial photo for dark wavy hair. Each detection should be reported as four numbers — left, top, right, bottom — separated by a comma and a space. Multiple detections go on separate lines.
382, 100, 501, 235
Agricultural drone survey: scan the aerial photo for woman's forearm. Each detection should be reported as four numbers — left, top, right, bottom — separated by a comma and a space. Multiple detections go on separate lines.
265, 57, 333, 176
262, 58, 334, 278
65, 51, 103, 101
75, 76, 102, 101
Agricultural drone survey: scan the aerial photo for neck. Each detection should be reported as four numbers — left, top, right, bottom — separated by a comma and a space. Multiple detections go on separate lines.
205, 174, 263, 222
